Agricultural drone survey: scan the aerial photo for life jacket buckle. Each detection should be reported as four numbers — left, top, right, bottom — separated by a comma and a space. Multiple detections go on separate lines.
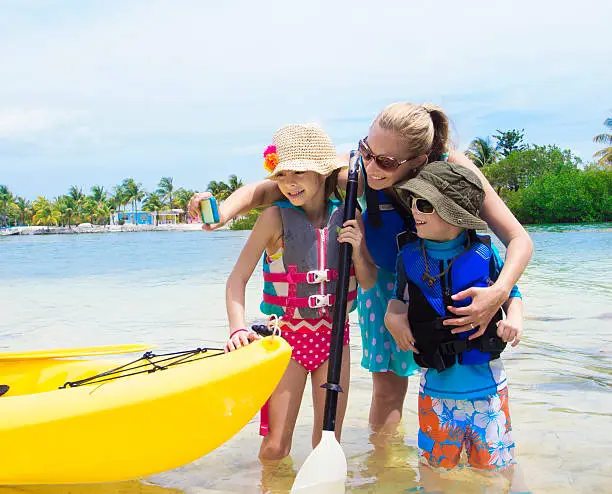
308, 294, 333, 308
306, 270, 331, 284
439, 339, 471, 355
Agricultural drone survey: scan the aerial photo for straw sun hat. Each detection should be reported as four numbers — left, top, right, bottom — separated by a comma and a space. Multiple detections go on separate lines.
263, 123, 346, 179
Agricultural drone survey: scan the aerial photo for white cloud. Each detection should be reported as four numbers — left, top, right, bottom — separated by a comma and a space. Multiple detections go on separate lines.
0, 0, 609, 196
0, 108, 86, 137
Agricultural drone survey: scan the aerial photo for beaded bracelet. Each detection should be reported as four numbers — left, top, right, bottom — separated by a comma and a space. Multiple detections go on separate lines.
229, 328, 248, 339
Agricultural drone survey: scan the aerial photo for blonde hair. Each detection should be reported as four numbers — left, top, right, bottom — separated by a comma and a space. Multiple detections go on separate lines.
373, 102, 450, 161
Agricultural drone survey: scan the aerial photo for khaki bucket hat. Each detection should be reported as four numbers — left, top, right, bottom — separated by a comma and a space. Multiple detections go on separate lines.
393, 161, 488, 230
263, 123, 346, 179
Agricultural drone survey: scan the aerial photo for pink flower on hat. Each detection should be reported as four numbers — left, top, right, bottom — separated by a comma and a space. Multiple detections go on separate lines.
263, 145, 278, 173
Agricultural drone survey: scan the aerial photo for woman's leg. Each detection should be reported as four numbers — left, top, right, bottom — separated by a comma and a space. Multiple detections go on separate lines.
259, 359, 308, 461
310, 349, 350, 447
369, 371, 408, 429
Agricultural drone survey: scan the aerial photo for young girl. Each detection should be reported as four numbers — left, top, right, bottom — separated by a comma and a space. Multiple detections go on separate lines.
224, 123, 376, 461
192, 103, 533, 432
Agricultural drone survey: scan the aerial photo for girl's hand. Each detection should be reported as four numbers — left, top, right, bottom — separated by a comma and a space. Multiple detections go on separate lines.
443, 284, 508, 340
224, 329, 261, 353
187, 192, 228, 231
337, 219, 365, 263
496, 318, 522, 347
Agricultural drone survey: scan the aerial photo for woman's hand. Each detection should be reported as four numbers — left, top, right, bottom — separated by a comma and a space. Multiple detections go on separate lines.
443, 284, 509, 340
224, 329, 261, 353
187, 192, 228, 231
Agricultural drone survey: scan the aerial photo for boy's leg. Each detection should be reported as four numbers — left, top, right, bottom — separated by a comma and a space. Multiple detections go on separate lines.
465, 387, 515, 471
418, 392, 464, 469
311, 349, 350, 446
369, 371, 409, 429
259, 359, 308, 461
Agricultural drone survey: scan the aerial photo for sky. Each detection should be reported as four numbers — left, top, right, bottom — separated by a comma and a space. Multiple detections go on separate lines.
0, 0, 610, 200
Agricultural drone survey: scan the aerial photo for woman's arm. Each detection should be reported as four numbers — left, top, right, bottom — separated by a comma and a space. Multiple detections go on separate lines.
444, 151, 534, 338
188, 180, 283, 229
225, 207, 280, 351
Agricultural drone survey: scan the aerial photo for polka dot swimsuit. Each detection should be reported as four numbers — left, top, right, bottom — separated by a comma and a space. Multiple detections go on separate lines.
281, 321, 350, 373
358, 268, 419, 377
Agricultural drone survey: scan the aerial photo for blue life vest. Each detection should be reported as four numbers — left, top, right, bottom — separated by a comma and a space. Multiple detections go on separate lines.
400, 232, 505, 372
362, 163, 415, 273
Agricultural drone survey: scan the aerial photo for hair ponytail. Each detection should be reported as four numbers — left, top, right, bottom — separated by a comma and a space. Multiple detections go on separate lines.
374, 102, 450, 163
421, 103, 449, 161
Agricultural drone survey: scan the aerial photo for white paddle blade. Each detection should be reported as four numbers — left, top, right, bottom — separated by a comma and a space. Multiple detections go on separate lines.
290, 430, 347, 494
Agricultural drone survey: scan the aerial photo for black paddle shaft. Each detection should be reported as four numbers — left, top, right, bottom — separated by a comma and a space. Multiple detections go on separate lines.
322, 151, 361, 432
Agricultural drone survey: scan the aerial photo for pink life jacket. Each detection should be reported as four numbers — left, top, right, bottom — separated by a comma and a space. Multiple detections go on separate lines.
260, 200, 357, 331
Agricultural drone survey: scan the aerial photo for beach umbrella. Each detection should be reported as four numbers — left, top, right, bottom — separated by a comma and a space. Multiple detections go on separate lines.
290, 151, 361, 493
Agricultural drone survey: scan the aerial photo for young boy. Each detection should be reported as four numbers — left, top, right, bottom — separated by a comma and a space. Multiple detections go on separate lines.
384, 161, 523, 472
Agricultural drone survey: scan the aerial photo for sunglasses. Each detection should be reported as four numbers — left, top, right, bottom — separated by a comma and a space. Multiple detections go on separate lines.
358, 138, 413, 171
410, 195, 435, 214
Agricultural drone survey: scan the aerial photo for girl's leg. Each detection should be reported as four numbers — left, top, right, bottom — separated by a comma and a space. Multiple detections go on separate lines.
259, 359, 308, 461
369, 371, 408, 429
311, 349, 350, 447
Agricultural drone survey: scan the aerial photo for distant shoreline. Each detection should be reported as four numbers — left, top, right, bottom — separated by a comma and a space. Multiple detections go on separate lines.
2, 222, 609, 237
0, 224, 230, 236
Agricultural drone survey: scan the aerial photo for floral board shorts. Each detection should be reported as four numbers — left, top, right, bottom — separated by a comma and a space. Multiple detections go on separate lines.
418, 387, 515, 470
358, 268, 419, 377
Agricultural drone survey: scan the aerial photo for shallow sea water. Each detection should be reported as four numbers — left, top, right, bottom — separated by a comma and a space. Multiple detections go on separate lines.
0, 225, 610, 493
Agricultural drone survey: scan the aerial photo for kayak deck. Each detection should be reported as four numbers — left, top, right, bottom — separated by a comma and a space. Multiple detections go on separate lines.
0, 347, 224, 396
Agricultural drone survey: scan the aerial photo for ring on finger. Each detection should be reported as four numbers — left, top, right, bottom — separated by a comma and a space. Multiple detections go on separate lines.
470, 322, 474, 329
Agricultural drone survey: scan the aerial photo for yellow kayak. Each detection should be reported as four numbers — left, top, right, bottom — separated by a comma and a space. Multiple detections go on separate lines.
0, 337, 291, 485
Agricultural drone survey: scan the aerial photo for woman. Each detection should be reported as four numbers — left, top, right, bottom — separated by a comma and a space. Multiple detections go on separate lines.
188, 102, 533, 430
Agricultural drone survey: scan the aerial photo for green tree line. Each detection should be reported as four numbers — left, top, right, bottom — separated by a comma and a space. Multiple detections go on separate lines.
0, 177, 197, 228
3, 117, 610, 229
465, 116, 611, 224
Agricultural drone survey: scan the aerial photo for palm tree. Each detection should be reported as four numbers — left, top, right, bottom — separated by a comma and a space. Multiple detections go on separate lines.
207, 175, 244, 201
15, 196, 32, 225
156, 177, 175, 210
89, 185, 109, 224
142, 192, 164, 226
68, 186, 86, 223
97, 202, 111, 225
121, 178, 146, 224
206, 180, 230, 201
227, 174, 244, 193
90, 185, 107, 203
110, 186, 127, 224
32, 196, 61, 226
593, 116, 612, 167
55, 196, 77, 227
0, 184, 12, 227
466, 137, 498, 168
174, 188, 197, 222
